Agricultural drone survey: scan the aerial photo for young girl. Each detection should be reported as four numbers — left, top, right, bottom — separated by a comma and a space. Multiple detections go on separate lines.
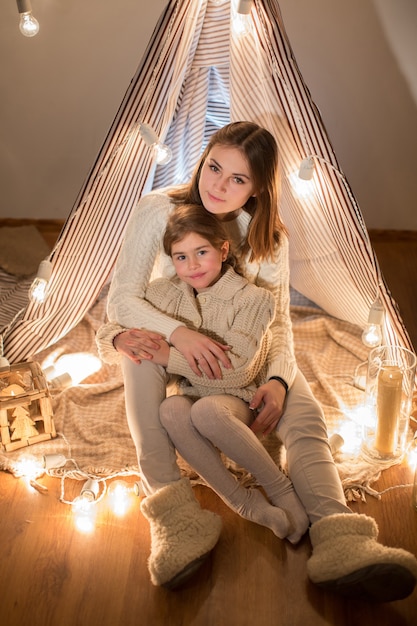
98, 205, 309, 566
98, 122, 417, 599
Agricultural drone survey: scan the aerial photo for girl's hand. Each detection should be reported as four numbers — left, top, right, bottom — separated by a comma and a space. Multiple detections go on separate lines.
249, 379, 287, 435
113, 328, 164, 363
170, 326, 231, 379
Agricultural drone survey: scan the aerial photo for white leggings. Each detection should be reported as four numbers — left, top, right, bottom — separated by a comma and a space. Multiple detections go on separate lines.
121, 357, 350, 523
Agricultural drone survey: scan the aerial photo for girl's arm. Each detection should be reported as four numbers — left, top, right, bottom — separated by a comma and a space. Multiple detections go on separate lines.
166, 286, 276, 388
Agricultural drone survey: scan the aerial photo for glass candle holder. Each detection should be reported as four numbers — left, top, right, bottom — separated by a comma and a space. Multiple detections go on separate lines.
361, 345, 416, 462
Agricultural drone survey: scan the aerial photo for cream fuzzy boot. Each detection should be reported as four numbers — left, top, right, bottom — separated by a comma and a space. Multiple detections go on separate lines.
307, 513, 417, 602
140, 478, 222, 589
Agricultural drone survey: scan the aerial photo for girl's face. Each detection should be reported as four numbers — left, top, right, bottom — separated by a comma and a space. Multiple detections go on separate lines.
198, 145, 256, 220
171, 232, 229, 293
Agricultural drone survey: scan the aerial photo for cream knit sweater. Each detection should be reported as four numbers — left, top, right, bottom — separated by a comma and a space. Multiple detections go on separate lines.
105, 190, 297, 387
98, 266, 276, 402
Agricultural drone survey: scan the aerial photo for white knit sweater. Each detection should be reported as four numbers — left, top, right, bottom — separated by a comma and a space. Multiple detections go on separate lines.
98, 266, 276, 402
105, 190, 297, 387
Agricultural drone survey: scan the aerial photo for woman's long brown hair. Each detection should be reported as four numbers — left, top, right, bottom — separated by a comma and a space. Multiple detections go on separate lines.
169, 121, 287, 263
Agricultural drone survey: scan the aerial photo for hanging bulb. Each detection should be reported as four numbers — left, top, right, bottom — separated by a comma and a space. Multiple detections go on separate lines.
362, 298, 384, 348
29, 259, 52, 304
153, 142, 172, 165
139, 123, 172, 165
17, 0, 39, 38
298, 157, 315, 181
232, 1, 253, 38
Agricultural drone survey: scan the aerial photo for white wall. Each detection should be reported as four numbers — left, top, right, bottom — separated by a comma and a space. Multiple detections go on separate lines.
0, 0, 165, 220
278, 0, 417, 230
0, 0, 416, 229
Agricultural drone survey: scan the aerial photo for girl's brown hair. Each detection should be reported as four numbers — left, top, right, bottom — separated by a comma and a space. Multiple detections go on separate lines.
163, 204, 238, 270
169, 121, 286, 263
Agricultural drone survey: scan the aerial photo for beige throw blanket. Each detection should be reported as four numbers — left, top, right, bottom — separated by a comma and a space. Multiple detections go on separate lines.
0, 292, 406, 502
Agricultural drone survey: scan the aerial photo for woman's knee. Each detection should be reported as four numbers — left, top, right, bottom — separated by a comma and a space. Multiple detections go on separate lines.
278, 372, 328, 443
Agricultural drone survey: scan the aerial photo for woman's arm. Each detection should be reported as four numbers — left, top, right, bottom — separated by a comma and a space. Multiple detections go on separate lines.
248, 235, 297, 434
252, 235, 297, 388
106, 192, 186, 341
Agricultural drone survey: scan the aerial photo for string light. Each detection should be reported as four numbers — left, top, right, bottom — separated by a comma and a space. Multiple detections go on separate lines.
361, 298, 384, 348
71, 478, 100, 533
232, 0, 253, 38
107, 480, 143, 517
29, 259, 53, 304
16, 0, 39, 38
139, 123, 172, 165
298, 157, 315, 181
43, 352, 102, 388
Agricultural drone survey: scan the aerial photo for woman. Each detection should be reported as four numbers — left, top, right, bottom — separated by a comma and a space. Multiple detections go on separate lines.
99, 122, 417, 599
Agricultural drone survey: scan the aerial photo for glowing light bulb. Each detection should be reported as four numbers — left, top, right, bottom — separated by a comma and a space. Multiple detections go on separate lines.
13, 453, 44, 481
232, 1, 253, 37
72, 479, 99, 533
289, 169, 315, 200
107, 479, 143, 516
29, 259, 52, 304
153, 142, 172, 165
139, 123, 172, 165
362, 298, 384, 348
45, 352, 102, 388
17, 0, 39, 37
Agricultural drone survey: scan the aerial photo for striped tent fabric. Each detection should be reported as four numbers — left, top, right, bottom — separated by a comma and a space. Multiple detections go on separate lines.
2, 0, 412, 363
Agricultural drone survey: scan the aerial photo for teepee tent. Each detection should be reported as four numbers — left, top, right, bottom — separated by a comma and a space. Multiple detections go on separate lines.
2, 0, 412, 362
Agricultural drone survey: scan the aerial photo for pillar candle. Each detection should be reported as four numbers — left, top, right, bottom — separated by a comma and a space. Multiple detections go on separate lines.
375, 365, 403, 456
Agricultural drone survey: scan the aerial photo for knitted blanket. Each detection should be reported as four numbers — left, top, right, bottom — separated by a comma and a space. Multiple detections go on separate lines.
0, 290, 406, 502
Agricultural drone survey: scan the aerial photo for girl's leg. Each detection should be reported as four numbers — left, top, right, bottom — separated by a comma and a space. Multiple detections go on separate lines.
160, 394, 307, 541
276, 369, 351, 523
122, 357, 181, 495
190, 394, 308, 541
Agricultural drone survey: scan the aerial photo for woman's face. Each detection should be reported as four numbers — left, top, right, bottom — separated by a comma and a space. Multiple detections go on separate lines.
198, 145, 255, 220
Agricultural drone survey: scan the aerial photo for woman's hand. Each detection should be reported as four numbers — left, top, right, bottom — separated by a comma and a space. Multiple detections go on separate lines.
113, 328, 164, 363
249, 379, 287, 435
170, 326, 231, 379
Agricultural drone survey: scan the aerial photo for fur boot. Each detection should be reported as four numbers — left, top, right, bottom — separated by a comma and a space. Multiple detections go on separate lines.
307, 513, 417, 602
140, 478, 222, 589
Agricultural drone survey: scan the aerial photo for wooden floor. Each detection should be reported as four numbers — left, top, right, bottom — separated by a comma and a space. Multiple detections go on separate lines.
1, 223, 417, 626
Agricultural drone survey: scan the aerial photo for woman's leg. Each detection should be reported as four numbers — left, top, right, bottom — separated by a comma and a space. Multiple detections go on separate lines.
160, 394, 307, 541
121, 357, 181, 496
276, 369, 350, 524
122, 358, 221, 588
278, 370, 417, 601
